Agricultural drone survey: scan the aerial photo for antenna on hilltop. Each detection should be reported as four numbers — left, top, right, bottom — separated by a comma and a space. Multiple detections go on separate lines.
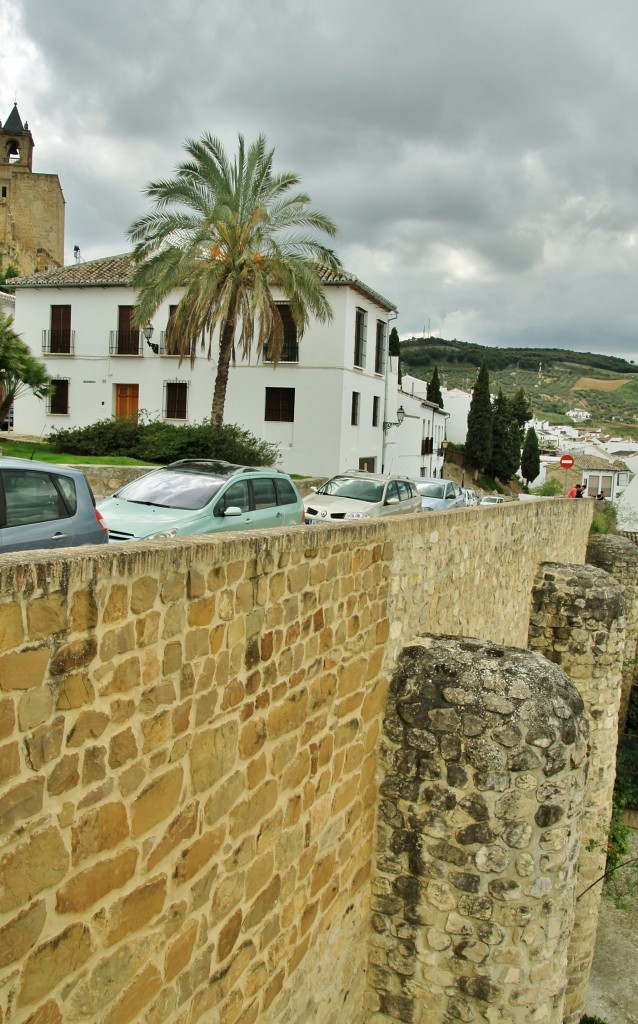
73, 245, 81, 264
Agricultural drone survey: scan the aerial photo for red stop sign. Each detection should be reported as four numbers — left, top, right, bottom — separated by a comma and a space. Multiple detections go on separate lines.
560, 454, 575, 468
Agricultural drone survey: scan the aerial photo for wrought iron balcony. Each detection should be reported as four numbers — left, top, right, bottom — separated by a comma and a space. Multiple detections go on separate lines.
109, 330, 143, 356
42, 330, 75, 355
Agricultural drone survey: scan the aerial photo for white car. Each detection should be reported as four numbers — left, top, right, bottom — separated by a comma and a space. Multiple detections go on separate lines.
413, 478, 466, 512
304, 472, 422, 523
479, 495, 505, 506
462, 488, 479, 507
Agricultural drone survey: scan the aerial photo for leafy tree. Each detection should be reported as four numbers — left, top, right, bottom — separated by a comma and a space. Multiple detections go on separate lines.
465, 360, 492, 471
128, 133, 342, 427
388, 326, 402, 384
427, 364, 443, 407
488, 390, 519, 482
0, 313, 51, 422
510, 386, 533, 442
0, 263, 19, 290
520, 426, 541, 485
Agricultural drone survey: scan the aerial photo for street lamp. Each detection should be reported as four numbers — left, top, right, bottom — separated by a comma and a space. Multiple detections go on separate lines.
143, 322, 158, 354
383, 405, 405, 433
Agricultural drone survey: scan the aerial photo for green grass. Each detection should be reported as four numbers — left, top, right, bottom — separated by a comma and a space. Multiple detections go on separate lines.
0, 438, 154, 466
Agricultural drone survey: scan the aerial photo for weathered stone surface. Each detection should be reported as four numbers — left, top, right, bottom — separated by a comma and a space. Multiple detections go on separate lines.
1, 826, 69, 912
19, 923, 94, 1006
72, 801, 129, 864
0, 648, 50, 691
0, 900, 46, 966
104, 875, 167, 946
131, 766, 183, 837
189, 721, 238, 793
56, 848, 138, 912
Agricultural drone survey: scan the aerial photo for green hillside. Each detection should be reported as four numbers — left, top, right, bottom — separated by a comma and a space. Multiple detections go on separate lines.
401, 337, 638, 437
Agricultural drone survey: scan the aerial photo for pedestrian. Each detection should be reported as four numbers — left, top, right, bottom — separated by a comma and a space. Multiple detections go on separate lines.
567, 484, 584, 498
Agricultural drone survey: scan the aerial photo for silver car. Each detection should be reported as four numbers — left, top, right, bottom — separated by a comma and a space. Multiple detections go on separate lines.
0, 457, 108, 552
413, 477, 466, 512
304, 472, 422, 523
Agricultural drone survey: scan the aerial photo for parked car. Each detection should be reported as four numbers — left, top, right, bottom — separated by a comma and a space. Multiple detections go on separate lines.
413, 477, 466, 512
304, 472, 421, 523
479, 495, 505, 506
462, 488, 479, 507
0, 456, 108, 553
98, 460, 304, 541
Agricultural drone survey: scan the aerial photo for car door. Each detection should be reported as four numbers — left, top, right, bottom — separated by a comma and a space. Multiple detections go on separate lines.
211, 479, 254, 532
381, 480, 401, 518
0, 467, 78, 551
249, 476, 286, 529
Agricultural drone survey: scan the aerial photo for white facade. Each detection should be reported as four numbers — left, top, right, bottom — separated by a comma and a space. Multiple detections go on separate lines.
0, 290, 14, 317
12, 255, 409, 478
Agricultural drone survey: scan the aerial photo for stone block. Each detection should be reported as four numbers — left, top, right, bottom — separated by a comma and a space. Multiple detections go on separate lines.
0, 602, 24, 651
105, 874, 167, 946
0, 777, 44, 836
26, 594, 67, 640
56, 847, 138, 912
190, 720, 238, 793
131, 766, 183, 837
18, 922, 94, 1007
72, 801, 129, 864
0, 648, 50, 691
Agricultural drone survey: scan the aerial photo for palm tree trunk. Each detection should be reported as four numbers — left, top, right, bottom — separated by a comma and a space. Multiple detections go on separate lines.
211, 319, 235, 427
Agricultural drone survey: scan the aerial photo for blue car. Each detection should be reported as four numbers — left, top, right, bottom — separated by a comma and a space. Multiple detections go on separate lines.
98, 460, 304, 541
413, 477, 466, 512
0, 457, 108, 553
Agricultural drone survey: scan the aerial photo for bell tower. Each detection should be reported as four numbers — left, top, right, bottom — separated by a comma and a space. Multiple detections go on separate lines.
0, 103, 65, 276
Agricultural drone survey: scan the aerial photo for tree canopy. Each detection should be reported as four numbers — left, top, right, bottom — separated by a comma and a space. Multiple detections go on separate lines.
465, 360, 492, 471
426, 364, 443, 407
521, 426, 541, 485
128, 132, 343, 426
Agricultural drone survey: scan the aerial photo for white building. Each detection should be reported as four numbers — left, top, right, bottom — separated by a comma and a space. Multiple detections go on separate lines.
0, 289, 14, 317
11, 253, 446, 479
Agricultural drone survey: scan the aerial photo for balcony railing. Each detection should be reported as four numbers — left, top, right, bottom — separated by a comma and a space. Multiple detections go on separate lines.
159, 333, 196, 357
42, 330, 75, 355
263, 340, 299, 363
109, 330, 143, 356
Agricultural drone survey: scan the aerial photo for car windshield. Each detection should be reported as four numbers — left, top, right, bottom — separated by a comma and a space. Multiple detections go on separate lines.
116, 469, 225, 510
416, 482, 445, 499
317, 476, 385, 503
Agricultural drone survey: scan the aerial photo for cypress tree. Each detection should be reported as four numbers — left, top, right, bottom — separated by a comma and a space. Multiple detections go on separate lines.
488, 390, 517, 481
510, 386, 533, 444
521, 427, 541, 485
465, 360, 492, 471
427, 365, 444, 407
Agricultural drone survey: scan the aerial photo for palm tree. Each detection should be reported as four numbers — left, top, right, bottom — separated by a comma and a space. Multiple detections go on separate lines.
0, 313, 51, 423
128, 133, 343, 426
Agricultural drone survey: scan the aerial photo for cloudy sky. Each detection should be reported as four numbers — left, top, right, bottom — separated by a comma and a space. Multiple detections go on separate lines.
2, 0, 638, 358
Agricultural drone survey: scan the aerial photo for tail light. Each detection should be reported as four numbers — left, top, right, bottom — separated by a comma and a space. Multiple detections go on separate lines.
94, 506, 108, 535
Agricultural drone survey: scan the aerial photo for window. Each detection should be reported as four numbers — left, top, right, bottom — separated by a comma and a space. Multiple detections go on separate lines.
1, 186, 6, 198
3, 469, 75, 528
372, 396, 380, 427
274, 477, 298, 506
164, 380, 188, 419
354, 308, 367, 368
251, 477, 277, 510
375, 321, 386, 375
215, 480, 250, 516
265, 387, 295, 422
110, 306, 141, 355
264, 305, 299, 362
160, 305, 181, 355
47, 305, 73, 354
385, 481, 400, 503
48, 379, 69, 415
351, 391, 360, 426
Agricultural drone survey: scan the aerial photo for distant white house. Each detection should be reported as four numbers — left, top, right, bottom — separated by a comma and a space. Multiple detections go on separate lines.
566, 408, 591, 422
10, 254, 446, 478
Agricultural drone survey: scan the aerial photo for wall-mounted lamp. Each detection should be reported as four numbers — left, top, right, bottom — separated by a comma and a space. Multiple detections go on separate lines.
143, 322, 159, 354
383, 404, 405, 433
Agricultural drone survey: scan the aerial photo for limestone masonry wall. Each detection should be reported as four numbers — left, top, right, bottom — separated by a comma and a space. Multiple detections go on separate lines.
0, 501, 593, 1023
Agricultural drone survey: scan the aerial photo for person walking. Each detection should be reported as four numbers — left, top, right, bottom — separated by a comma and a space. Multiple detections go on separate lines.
566, 483, 584, 498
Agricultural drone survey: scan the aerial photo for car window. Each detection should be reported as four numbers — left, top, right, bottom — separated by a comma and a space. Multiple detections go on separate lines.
2, 469, 71, 527
274, 478, 298, 506
397, 481, 410, 501
215, 480, 250, 515
117, 469, 225, 510
317, 477, 384, 503
416, 482, 445, 499
385, 481, 400, 503
251, 477, 277, 510
56, 474, 78, 514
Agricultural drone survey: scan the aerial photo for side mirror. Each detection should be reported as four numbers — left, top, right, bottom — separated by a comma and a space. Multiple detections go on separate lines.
224, 506, 243, 517
385, 496, 400, 506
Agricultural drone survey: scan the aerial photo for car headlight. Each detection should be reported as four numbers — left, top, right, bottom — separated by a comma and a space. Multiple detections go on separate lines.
147, 528, 179, 540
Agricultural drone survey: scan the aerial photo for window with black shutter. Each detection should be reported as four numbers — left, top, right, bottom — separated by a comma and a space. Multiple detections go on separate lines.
265, 387, 295, 422
351, 391, 360, 425
164, 381, 188, 419
375, 320, 386, 374
48, 378, 69, 415
354, 308, 367, 368
49, 305, 72, 353
264, 305, 299, 362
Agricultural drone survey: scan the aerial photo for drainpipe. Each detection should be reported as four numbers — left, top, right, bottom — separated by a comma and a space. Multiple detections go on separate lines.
381, 311, 398, 473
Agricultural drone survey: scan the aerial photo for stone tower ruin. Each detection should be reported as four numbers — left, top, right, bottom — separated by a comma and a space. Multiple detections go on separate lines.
0, 103, 65, 277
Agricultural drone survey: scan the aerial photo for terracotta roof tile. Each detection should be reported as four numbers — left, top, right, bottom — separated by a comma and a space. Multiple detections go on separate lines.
11, 253, 397, 310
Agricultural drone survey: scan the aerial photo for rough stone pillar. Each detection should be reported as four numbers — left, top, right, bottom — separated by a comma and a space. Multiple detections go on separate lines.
529, 562, 625, 1024
586, 534, 638, 732
368, 636, 589, 1024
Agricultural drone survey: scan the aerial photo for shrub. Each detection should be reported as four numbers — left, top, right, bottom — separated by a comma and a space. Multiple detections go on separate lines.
530, 479, 562, 496
590, 501, 618, 535
49, 416, 279, 467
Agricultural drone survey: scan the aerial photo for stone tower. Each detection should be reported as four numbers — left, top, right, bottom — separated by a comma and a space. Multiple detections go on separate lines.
0, 103, 65, 277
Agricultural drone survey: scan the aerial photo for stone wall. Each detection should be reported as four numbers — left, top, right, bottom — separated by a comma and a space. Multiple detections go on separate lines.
0, 500, 594, 1023
370, 637, 589, 1024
